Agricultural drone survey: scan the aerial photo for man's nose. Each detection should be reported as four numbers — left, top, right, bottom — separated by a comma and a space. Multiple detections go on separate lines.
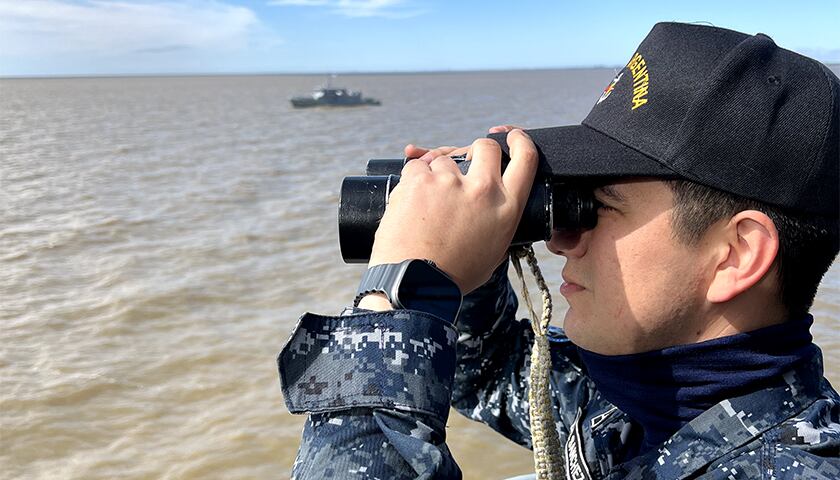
547, 229, 591, 257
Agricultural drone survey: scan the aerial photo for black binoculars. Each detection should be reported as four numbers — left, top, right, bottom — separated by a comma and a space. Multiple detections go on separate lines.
338, 156, 600, 263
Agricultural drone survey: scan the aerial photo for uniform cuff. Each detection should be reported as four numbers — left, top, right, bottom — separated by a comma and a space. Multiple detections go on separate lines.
279, 310, 458, 420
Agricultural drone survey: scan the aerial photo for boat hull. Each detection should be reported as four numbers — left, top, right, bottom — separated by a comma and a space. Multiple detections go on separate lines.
291, 97, 381, 108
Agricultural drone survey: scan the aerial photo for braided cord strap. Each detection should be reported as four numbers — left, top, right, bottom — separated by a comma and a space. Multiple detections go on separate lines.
511, 246, 565, 480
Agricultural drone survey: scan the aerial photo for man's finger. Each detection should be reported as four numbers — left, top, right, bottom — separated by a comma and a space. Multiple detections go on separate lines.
406, 146, 470, 162
404, 144, 428, 159
488, 124, 523, 134
419, 146, 463, 162
467, 138, 503, 180
429, 155, 462, 175
501, 129, 539, 207
405, 144, 451, 161
405, 146, 454, 161
401, 158, 433, 177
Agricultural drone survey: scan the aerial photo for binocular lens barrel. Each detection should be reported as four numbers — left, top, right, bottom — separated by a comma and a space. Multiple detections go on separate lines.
338, 174, 397, 263
338, 158, 598, 263
365, 159, 406, 176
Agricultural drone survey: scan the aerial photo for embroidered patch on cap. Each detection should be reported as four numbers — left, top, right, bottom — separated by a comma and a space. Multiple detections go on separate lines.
597, 71, 624, 105
627, 52, 650, 110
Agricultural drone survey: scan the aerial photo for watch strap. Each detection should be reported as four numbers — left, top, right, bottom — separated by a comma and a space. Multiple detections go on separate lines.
354, 260, 461, 323
353, 262, 406, 307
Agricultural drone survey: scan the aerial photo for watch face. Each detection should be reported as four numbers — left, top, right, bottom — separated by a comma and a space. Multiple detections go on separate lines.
397, 260, 462, 321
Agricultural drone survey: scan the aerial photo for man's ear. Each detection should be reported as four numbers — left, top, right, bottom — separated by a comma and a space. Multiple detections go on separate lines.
707, 210, 779, 303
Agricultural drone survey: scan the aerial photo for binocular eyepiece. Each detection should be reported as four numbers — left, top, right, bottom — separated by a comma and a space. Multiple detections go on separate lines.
337, 156, 600, 263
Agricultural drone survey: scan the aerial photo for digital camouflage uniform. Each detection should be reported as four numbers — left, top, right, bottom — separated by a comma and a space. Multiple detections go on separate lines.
279, 264, 840, 479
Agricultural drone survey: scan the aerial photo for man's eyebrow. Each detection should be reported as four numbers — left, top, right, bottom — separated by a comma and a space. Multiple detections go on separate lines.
595, 184, 628, 204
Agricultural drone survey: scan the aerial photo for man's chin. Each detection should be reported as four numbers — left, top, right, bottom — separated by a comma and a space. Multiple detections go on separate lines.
561, 308, 586, 346
562, 309, 612, 353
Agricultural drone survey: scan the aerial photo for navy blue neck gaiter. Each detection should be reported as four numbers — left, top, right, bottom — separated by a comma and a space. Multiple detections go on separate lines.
576, 316, 817, 452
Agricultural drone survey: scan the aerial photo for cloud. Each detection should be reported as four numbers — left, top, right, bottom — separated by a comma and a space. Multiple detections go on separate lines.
268, 0, 424, 19
0, 0, 273, 57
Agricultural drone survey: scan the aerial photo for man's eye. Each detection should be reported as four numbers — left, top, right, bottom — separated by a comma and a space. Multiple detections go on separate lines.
597, 203, 617, 213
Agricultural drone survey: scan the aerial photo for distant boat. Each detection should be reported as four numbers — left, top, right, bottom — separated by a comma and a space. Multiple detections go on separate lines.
290, 77, 381, 108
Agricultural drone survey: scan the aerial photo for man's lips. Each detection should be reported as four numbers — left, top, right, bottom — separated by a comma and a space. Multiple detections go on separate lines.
559, 281, 585, 295
560, 272, 585, 295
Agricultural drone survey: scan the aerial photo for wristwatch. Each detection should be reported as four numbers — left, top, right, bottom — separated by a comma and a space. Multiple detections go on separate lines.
354, 259, 463, 322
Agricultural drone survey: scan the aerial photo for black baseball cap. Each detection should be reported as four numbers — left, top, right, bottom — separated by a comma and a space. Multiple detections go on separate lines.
489, 22, 840, 218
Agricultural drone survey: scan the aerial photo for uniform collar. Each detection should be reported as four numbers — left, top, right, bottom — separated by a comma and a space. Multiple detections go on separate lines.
578, 315, 817, 451
610, 350, 825, 479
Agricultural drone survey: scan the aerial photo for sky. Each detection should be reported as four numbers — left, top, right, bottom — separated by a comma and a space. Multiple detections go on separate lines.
1, 0, 838, 76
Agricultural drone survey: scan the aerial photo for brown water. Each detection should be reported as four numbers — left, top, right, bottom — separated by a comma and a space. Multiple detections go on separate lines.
1, 70, 838, 479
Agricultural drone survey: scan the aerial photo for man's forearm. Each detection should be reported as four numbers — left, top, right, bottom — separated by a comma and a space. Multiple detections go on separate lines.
279, 309, 461, 479
449, 261, 537, 446
292, 408, 460, 479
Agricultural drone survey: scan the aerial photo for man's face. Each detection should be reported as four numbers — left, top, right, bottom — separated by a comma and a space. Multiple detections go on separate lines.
548, 178, 711, 355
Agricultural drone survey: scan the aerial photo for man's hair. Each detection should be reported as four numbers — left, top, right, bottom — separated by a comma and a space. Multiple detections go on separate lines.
666, 180, 839, 317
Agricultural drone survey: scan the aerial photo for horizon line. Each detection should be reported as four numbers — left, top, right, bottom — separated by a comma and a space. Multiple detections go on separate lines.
3, 61, 837, 80
0, 65, 644, 80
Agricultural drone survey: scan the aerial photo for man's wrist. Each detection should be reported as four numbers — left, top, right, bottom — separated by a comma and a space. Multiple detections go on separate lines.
356, 293, 393, 312
353, 260, 462, 322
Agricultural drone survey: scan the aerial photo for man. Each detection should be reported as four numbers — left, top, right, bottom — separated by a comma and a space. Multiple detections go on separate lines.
279, 22, 840, 479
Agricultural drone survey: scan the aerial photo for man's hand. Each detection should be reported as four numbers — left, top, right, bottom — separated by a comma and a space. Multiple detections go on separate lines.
487, 124, 523, 134
404, 144, 470, 163
403, 125, 523, 162
370, 129, 539, 294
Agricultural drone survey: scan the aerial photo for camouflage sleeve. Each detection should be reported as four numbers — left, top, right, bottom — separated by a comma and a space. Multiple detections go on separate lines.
279, 310, 462, 479
451, 261, 595, 449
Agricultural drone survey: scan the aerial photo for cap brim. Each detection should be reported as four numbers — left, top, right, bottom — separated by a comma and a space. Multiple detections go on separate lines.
489, 124, 679, 179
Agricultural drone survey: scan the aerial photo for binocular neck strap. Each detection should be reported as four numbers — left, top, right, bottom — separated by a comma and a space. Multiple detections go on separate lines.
510, 246, 566, 480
